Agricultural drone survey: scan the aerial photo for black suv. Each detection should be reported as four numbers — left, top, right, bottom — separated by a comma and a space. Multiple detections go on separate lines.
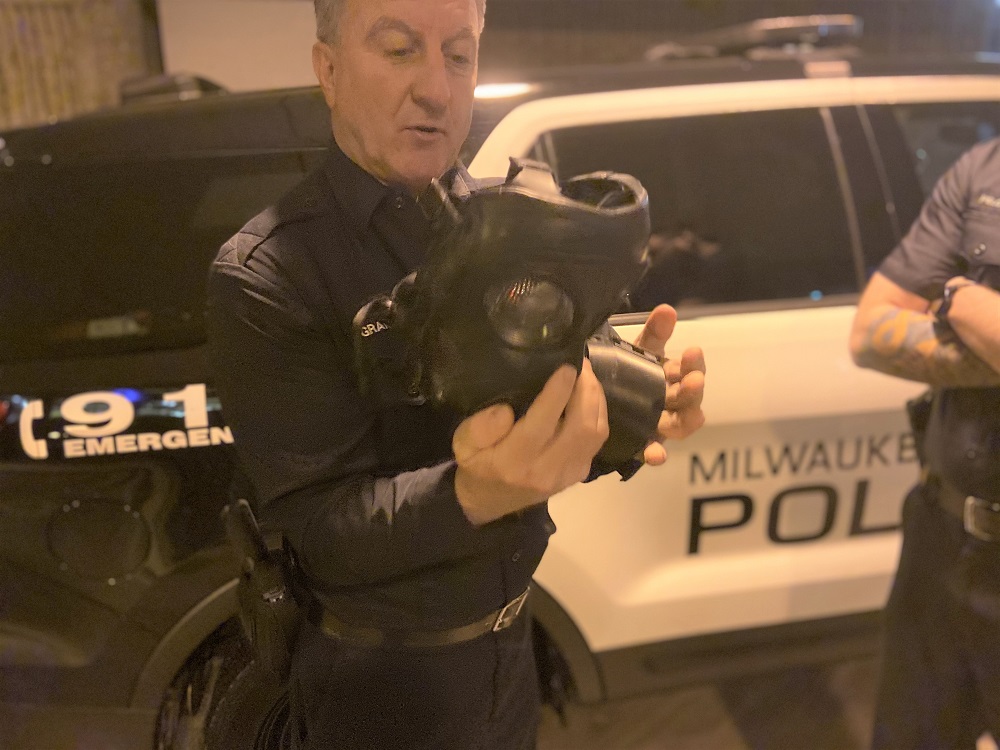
3, 17, 1000, 750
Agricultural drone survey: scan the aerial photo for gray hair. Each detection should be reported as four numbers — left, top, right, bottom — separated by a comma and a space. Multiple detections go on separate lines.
315, 0, 486, 44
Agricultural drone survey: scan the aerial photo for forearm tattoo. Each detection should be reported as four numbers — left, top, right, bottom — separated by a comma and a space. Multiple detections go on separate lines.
857, 307, 1000, 387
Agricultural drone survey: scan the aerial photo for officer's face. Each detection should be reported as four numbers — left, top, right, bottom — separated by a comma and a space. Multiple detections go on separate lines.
313, 0, 481, 195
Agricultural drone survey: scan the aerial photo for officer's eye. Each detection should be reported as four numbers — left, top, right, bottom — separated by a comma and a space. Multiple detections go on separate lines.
445, 43, 475, 69
375, 29, 419, 60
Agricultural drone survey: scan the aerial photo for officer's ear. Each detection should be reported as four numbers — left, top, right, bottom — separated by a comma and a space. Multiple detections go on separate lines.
312, 41, 337, 109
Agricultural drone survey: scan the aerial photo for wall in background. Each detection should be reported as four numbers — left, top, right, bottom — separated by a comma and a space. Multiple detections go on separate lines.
2, 0, 998, 129
0, 0, 157, 129
155, 0, 1000, 93
157, 0, 314, 92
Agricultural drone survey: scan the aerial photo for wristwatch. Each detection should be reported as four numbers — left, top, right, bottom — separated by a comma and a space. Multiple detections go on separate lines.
936, 278, 976, 324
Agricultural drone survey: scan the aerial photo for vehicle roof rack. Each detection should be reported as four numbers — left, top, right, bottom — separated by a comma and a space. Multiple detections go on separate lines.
644, 15, 864, 62
119, 73, 227, 106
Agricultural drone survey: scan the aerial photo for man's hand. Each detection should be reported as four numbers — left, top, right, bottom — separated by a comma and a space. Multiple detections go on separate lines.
453, 360, 609, 526
633, 304, 707, 465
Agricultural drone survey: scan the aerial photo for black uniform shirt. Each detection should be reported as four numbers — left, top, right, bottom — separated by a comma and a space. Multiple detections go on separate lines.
206, 143, 554, 630
879, 137, 1000, 498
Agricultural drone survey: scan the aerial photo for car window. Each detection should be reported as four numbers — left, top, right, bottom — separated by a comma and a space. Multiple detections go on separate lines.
532, 108, 856, 311
890, 101, 1000, 195
0, 154, 305, 364
865, 100, 1000, 260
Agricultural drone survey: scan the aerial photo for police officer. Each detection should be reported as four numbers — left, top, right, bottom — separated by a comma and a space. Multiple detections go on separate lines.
205, 1, 706, 748
850, 137, 1000, 748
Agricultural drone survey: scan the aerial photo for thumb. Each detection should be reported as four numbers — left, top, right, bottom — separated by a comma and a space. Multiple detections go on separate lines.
453, 403, 516, 460
634, 304, 678, 358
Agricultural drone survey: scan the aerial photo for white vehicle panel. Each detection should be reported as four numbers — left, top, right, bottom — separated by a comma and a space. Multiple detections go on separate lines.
539, 308, 922, 650
616, 307, 927, 424
466, 72, 988, 653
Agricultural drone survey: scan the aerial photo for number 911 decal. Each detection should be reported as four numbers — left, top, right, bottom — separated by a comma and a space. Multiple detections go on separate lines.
13, 384, 234, 460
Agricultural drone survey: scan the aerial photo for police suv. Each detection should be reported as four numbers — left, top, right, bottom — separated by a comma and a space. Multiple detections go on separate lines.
3, 16, 1000, 750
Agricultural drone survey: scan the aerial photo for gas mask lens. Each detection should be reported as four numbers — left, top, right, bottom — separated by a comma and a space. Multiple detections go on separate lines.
484, 277, 574, 348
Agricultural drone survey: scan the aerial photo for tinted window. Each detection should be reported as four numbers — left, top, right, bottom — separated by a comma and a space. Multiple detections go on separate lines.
535, 109, 857, 311
831, 106, 901, 278
0, 154, 305, 363
890, 101, 1000, 194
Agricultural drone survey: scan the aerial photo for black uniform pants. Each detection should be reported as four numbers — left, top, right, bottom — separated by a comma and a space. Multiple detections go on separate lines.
872, 483, 1000, 749
288, 610, 540, 750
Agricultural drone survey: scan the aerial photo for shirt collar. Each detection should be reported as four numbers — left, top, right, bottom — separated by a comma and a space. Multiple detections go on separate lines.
322, 139, 394, 231
322, 139, 477, 230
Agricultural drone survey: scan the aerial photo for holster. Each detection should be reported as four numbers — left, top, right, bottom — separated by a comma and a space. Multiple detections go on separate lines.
222, 499, 305, 680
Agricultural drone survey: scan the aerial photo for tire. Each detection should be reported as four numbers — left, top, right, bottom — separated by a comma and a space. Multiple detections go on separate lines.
206, 658, 291, 750
156, 620, 292, 750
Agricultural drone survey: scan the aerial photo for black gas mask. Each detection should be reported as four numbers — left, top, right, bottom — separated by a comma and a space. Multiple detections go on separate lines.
354, 159, 666, 470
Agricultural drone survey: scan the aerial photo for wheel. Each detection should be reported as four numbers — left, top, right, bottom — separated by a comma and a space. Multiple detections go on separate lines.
206, 657, 291, 750
155, 619, 292, 750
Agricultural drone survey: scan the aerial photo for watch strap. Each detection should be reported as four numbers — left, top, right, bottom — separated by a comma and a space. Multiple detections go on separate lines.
937, 278, 975, 323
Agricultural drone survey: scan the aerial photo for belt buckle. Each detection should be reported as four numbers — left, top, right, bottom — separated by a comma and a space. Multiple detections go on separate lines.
963, 495, 1000, 542
492, 588, 529, 632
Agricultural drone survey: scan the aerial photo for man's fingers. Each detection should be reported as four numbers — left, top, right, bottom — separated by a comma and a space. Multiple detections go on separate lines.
507, 365, 578, 453
643, 441, 667, 466
563, 359, 607, 433
453, 402, 515, 462
681, 347, 706, 377
665, 369, 705, 411
533, 359, 608, 492
542, 359, 608, 473
634, 304, 678, 358
665, 346, 706, 383
655, 400, 706, 440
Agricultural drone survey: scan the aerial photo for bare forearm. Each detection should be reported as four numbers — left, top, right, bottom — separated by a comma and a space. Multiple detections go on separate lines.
852, 304, 1000, 387
947, 284, 1000, 374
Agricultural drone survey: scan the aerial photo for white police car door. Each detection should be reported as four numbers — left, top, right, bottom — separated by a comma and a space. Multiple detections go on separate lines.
468, 77, 1000, 657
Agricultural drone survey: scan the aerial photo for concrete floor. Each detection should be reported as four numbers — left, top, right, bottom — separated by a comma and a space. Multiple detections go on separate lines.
537, 657, 998, 750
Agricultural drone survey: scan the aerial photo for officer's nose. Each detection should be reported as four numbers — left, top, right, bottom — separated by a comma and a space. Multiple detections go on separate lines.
411, 50, 451, 115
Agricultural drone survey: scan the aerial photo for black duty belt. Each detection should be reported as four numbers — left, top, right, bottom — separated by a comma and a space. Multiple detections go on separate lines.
318, 587, 530, 649
924, 473, 1000, 543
